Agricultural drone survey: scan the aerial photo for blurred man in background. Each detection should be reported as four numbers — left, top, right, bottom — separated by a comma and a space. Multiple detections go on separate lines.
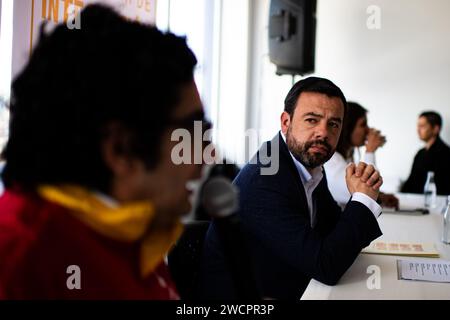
401, 111, 450, 195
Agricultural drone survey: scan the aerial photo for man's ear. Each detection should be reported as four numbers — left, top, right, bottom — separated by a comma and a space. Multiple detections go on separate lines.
280, 111, 291, 135
101, 123, 138, 178
432, 125, 441, 137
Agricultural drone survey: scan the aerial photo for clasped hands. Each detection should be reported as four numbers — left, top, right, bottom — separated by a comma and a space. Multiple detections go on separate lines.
346, 162, 383, 201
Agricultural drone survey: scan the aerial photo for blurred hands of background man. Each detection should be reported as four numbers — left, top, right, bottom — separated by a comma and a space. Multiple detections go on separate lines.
378, 193, 399, 210
345, 162, 382, 201
365, 128, 386, 152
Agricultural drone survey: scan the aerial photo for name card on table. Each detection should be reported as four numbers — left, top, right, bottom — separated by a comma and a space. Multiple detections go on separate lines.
362, 241, 440, 258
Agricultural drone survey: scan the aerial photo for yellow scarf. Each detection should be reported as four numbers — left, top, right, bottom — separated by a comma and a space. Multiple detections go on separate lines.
38, 185, 183, 278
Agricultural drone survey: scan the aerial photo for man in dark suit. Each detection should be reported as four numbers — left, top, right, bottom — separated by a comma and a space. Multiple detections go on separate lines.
401, 111, 450, 195
198, 77, 383, 300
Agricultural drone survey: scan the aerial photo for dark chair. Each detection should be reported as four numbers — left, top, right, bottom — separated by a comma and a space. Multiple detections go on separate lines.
168, 221, 210, 300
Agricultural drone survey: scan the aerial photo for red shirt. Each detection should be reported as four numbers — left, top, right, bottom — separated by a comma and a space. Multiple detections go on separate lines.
0, 189, 179, 300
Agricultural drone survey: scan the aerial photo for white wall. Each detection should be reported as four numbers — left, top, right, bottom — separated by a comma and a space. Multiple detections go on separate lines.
251, 0, 450, 192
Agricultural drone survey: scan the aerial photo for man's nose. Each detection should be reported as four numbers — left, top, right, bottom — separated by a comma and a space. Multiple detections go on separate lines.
314, 121, 329, 140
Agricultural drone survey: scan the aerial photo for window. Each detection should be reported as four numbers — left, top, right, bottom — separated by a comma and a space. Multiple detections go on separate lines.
156, 0, 212, 117
0, 0, 12, 151
157, 0, 252, 165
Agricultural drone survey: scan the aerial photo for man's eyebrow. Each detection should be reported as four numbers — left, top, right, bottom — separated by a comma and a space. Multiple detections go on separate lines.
191, 109, 206, 120
302, 112, 342, 123
182, 109, 206, 121
302, 112, 323, 118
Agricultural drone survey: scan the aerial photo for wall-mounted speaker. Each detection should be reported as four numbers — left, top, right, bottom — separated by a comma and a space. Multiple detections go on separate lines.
268, 0, 317, 76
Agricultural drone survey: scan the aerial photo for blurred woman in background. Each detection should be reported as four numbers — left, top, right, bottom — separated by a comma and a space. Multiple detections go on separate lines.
325, 102, 399, 209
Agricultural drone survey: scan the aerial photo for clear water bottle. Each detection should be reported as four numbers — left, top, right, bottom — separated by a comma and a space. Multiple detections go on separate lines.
424, 171, 437, 208
443, 196, 450, 244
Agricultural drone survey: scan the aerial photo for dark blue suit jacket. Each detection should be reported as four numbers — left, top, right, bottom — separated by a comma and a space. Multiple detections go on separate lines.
198, 133, 382, 299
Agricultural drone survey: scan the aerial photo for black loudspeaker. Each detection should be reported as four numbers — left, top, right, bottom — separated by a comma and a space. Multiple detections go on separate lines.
268, 0, 317, 76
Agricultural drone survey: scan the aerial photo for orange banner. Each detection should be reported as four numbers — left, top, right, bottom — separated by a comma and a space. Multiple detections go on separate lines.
12, 0, 157, 78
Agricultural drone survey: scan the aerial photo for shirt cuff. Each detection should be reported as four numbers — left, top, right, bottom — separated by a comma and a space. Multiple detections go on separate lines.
363, 152, 376, 167
351, 192, 382, 219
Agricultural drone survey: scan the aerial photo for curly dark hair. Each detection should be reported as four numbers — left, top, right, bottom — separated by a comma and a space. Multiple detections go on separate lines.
1, 4, 197, 193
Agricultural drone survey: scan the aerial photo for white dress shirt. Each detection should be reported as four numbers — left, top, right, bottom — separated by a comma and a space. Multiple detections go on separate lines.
290, 156, 323, 228
281, 133, 381, 223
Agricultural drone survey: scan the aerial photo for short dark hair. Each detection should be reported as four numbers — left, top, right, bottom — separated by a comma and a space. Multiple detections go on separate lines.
284, 76, 347, 117
2, 4, 197, 192
336, 102, 367, 157
420, 111, 442, 131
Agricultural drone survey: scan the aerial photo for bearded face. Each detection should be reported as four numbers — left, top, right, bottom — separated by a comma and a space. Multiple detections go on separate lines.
280, 92, 344, 169
286, 125, 334, 168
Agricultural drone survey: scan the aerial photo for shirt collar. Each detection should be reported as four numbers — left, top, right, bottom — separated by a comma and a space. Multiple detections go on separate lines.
428, 136, 443, 151
280, 131, 323, 186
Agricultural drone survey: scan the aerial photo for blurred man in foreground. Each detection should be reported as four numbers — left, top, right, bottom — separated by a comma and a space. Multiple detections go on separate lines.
0, 5, 207, 299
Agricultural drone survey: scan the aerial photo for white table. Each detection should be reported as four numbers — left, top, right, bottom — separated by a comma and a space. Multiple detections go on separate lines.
301, 193, 450, 300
